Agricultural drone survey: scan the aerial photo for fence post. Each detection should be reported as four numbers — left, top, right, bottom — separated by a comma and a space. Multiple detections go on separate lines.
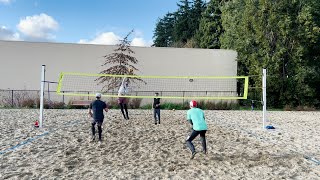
262, 68, 267, 129
62, 91, 65, 104
11, 90, 14, 107
39, 65, 46, 128
182, 91, 185, 104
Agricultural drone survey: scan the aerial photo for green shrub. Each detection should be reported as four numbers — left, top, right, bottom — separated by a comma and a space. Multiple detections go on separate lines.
222, 102, 229, 110
182, 103, 190, 110
196, 100, 205, 109
21, 98, 36, 108
296, 105, 316, 111
214, 102, 223, 110
201, 101, 240, 110
230, 103, 240, 110
129, 98, 142, 109
50, 102, 65, 109
204, 101, 215, 110
161, 103, 184, 110
107, 99, 119, 109
141, 104, 152, 109
36, 98, 53, 109
283, 104, 293, 111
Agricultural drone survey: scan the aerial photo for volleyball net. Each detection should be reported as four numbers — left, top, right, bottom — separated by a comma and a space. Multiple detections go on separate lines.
56, 72, 249, 100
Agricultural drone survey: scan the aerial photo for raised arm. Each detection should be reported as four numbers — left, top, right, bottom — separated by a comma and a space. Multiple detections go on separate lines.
121, 77, 127, 87
118, 77, 128, 95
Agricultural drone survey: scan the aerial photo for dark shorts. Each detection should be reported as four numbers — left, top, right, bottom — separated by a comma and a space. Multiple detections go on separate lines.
118, 97, 127, 104
186, 130, 207, 141
92, 119, 103, 125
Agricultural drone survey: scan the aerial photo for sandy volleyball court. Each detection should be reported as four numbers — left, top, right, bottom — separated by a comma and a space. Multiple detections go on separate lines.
0, 109, 319, 179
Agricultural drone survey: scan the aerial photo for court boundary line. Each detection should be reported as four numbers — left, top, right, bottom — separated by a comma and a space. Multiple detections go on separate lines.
0, 119, 81, 155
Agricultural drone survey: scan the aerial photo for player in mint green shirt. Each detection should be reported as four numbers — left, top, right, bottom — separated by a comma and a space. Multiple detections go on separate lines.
186, 100, 208, 159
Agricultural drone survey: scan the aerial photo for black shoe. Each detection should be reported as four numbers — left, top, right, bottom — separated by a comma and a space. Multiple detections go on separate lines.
191, 152, 197, 159
91, 136, 95, 142
202, 150, 207, 155
155, 122, 157, 125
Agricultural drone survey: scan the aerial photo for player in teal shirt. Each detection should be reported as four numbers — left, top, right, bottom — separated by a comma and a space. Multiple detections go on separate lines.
186, 100, 208, 159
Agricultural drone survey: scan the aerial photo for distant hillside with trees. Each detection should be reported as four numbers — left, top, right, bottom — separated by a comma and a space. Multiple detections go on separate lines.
153, 0, 320, 109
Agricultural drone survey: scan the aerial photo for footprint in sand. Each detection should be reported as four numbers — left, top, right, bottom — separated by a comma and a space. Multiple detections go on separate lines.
65, 150, 74, 156
52, 168, 64, 174
102, 160, 112, 165
18, 172, 33, 179
16, 162, 31, 168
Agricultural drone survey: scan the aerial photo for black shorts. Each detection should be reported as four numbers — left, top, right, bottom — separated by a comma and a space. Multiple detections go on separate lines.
92, 119, 103, 125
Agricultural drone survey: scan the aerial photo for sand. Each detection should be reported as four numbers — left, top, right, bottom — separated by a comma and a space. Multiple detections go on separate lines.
0, 109, 320, 179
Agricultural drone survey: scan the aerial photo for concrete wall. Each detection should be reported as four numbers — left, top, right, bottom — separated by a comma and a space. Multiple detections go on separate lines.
0, 40, 237, 105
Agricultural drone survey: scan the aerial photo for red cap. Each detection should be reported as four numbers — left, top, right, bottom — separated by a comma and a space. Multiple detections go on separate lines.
189, 100, 197, 108
34, 120, 39, 127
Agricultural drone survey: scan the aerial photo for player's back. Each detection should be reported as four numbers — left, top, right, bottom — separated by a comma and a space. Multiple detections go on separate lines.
90, 100, 106, 120
187, 108, 207, 131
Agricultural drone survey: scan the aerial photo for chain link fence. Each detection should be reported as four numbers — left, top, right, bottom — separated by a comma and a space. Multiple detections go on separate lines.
0, 89, 238, 108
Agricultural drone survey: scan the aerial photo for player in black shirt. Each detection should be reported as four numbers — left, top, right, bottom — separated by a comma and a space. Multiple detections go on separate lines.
88, 93, 108, 142
152, 92, 161, 124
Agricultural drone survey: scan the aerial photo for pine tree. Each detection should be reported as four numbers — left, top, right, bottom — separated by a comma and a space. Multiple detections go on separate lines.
173, 0, 192, 46
221, 0, 320, 108
153, 13, 175, 47
153, 0, 206, 48
196, 0, 223, 49
190, 0, 206, 35
96, 30, 145, 92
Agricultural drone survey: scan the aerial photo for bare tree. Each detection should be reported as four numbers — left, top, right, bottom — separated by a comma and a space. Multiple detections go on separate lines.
96, 30, 145, 92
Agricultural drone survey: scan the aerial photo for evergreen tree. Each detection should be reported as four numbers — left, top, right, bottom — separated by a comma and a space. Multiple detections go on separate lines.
196, 0, 223, 49
153, 0, 206, 48
190, 0, 206, 38
173, 0, 192, 46
152, 0, 320, 108
96, 30, 145, 92
153, 13, 175, 47
221, 0, 320, 108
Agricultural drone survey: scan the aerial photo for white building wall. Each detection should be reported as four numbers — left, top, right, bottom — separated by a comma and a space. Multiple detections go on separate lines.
0, 40, 237, 105
0, 40, 237, 90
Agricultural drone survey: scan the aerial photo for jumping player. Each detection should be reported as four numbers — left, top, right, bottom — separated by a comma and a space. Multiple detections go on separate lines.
118, 77, 129, 120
